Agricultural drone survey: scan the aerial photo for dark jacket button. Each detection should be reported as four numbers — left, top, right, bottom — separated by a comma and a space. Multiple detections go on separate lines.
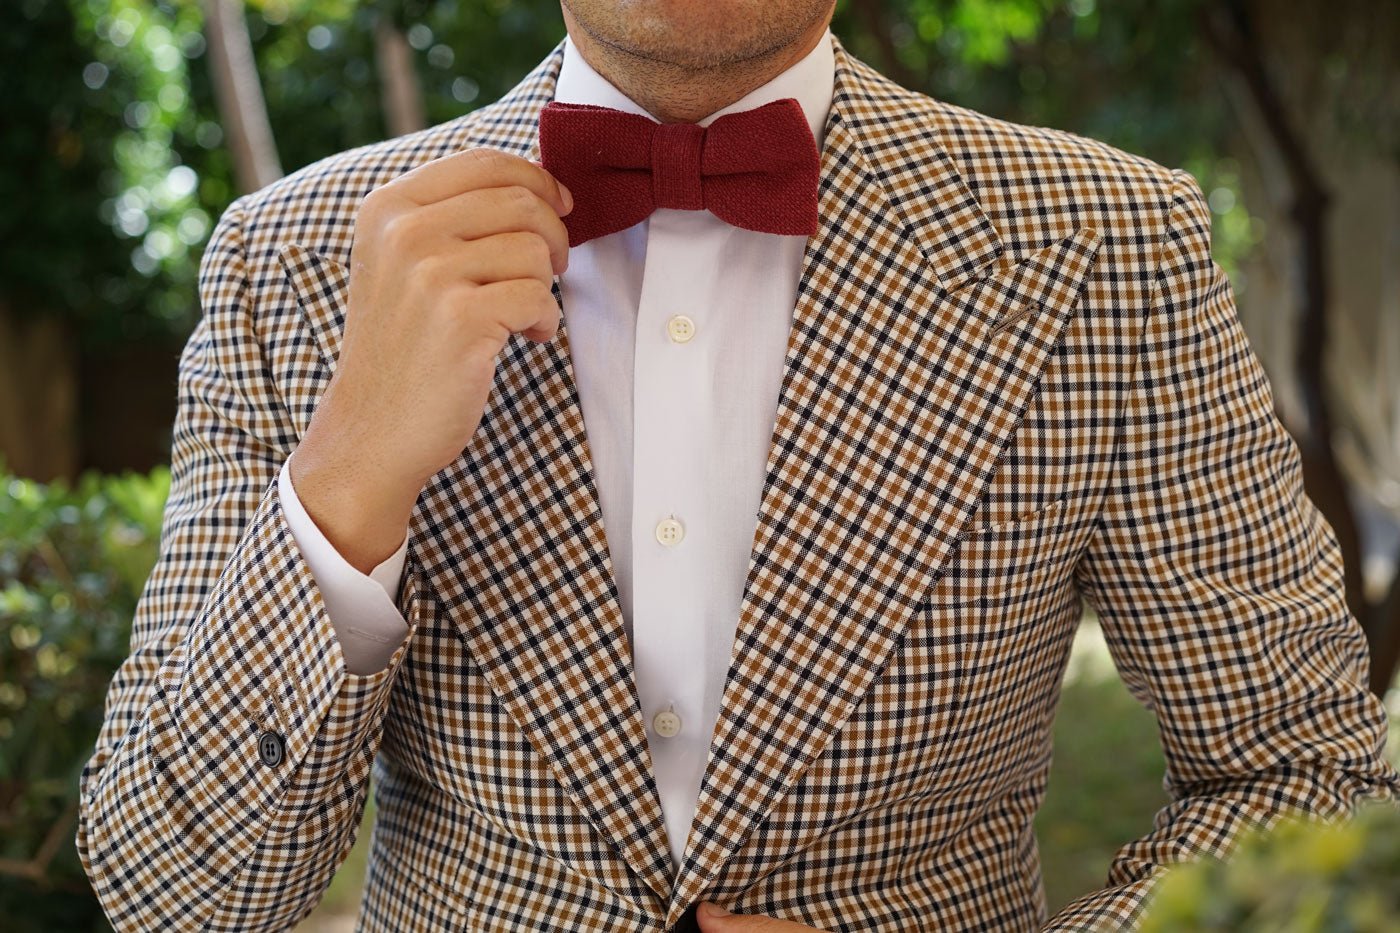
257, 730, 285, 766
670, 903, 699, 933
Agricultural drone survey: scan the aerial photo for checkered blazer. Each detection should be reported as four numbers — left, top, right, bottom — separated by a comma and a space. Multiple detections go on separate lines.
77, 30, 1400, 933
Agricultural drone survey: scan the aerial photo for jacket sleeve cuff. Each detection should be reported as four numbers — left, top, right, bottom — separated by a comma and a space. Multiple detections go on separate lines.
278, 452, 411, 673
1040, 867, 1165, 931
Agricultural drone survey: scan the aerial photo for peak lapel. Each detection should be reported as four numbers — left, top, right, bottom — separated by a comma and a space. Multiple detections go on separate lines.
423, 40, 679, 902
664, 35, 1101, 924
280, 38, 678, 902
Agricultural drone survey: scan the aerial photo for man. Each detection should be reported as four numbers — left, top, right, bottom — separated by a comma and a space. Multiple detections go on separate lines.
77, 0, 1400, 930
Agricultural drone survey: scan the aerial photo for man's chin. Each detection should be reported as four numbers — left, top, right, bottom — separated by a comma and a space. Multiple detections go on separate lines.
562, 0, 826, 71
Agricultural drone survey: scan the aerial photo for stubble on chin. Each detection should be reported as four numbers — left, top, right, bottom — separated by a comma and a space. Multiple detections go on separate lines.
560, 0, 833, 73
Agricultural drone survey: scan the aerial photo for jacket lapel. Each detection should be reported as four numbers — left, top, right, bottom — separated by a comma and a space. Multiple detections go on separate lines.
662, 38, 1101, 923
281, 39, 679, 904
408, 41, 686, 904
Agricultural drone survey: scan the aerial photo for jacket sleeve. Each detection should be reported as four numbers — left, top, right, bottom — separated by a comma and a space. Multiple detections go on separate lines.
1045, 169, 1400, 931
278, 454, 412, 673
75, 196, 429, 931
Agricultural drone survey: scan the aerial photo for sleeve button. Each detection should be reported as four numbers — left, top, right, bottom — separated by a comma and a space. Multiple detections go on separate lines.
257, 730, 285, 766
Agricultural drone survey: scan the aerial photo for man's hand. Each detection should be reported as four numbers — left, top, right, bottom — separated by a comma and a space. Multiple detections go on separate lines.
696, 901, 828, 931
289, 147, 573, 573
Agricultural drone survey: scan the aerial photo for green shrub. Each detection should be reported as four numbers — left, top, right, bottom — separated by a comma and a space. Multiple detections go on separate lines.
1141, 800, 1400, 931
0, 465, 167, 932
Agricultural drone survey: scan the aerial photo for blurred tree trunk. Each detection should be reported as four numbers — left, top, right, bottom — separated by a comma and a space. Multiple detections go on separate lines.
0, 302, 77, 482
375, 13, 426, 137
1202, 0, 1400, 692
201, 0, 281, 192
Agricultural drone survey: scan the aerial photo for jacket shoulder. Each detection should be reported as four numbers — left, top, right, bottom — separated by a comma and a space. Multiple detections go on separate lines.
895, 92, 1184, 256
231, 111, 487, 262
851, 74, 1181, 259
930, 97, 1174, 187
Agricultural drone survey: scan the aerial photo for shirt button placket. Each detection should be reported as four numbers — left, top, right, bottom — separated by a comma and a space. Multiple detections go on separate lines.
629, 209, 714, 872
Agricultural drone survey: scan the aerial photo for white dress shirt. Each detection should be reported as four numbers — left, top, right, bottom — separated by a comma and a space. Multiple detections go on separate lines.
278, 27, 836, 873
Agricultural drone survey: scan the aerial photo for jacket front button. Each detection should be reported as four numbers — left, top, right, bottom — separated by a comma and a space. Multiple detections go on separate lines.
671, 903, 700, 933
257, 730, 285, 766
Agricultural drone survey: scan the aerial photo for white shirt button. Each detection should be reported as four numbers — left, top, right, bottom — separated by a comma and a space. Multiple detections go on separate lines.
653, 706, 682, 738
666, 314, 696, 343
655, 516, 685, 546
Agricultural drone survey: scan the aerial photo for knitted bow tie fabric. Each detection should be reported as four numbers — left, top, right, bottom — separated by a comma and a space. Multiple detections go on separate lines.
537, 97, 821, 247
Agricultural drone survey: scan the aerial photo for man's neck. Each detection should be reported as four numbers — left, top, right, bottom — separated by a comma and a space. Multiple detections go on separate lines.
558, 5, 832, 124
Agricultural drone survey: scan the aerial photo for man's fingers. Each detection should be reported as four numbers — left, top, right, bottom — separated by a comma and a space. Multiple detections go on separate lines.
384, 146, 572, 217
405, 186, 571, 274
695, 903, 823, 931
453, 231, 557, 288
465, 278, 561, 344
528, 158, 573, 213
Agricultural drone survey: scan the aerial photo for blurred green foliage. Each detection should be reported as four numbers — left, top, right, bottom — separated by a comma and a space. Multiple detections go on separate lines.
2, 0, 565, 348
1141, 801, 1400, 932
244, 0, 568, 178
1, 0, 196, 346
0, 464, 167, 931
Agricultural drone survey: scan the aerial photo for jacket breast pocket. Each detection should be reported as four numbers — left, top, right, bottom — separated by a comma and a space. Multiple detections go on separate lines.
961, 495, 1066, 537
909, 493, 1084, 797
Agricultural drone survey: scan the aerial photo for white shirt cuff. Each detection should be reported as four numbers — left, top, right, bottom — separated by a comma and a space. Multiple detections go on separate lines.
278, 453, 411, 673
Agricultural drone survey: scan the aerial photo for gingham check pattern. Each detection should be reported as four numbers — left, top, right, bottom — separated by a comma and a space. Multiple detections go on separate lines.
76, 30, 1400, 932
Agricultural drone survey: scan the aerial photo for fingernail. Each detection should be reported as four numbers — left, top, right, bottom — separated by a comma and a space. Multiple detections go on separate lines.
559, 182, 573, 214
699, 902, 729, 918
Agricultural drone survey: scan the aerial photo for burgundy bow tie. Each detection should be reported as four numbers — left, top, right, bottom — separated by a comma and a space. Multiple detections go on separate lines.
537, 97, 821, 247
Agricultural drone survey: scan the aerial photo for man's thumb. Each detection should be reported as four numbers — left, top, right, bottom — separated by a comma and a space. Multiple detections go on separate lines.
696, 901, 734, 928
696, 904, 812, 932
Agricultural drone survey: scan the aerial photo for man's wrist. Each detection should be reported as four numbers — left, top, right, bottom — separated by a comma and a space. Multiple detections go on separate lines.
286, 441, 418, 575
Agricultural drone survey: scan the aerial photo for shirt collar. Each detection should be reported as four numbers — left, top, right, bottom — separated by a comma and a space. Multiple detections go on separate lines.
554, 27, 835, 149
